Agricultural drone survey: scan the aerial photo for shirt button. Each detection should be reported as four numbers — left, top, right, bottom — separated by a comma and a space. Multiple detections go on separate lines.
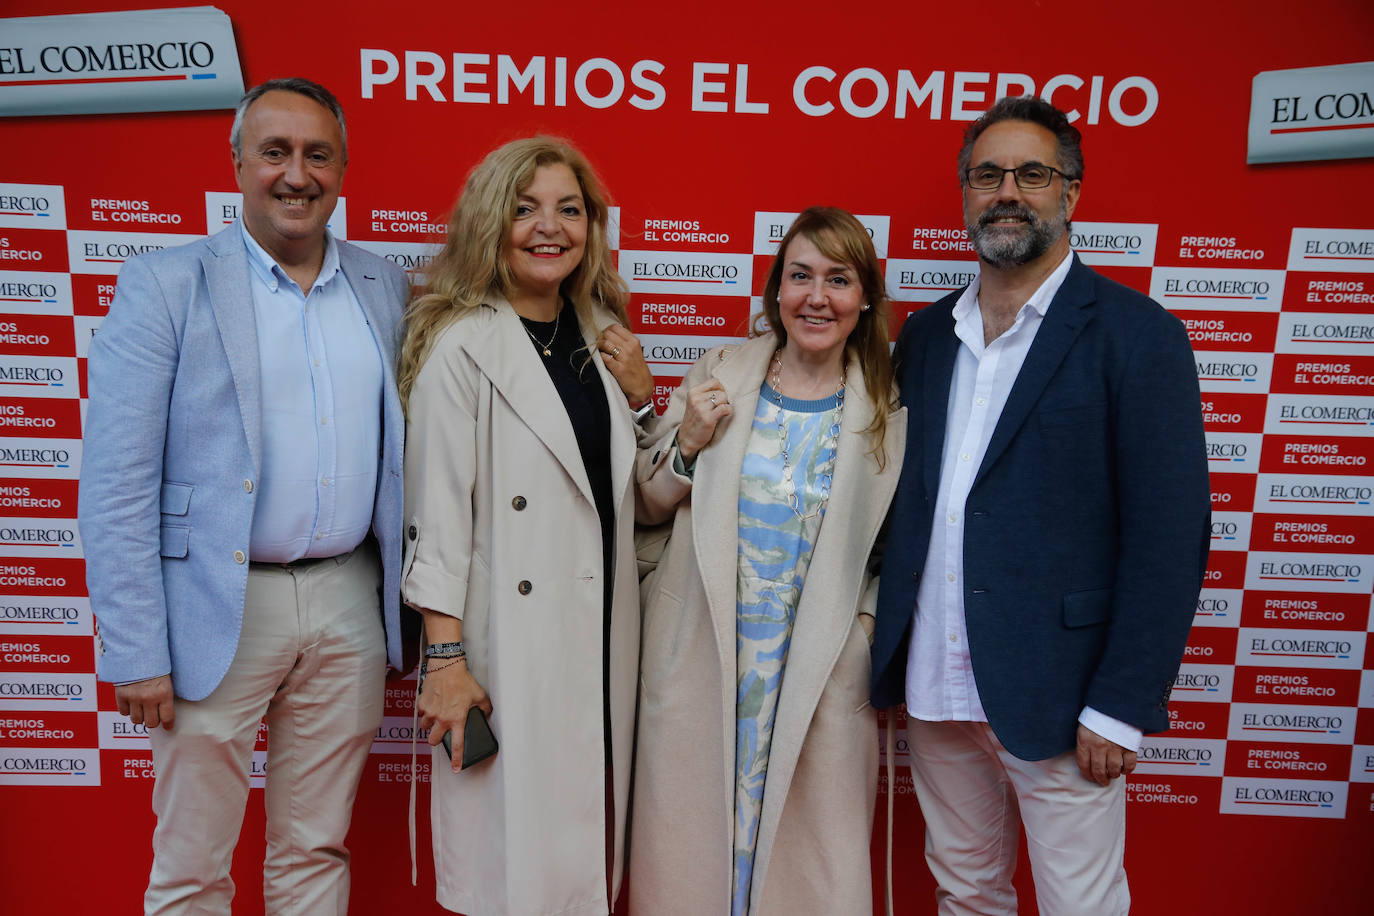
408, 525, 418, 540
512, 495, 527, 511
975, 397, 986, 406
948, 512, 958, 523
517, 580, 532, 595
946, 573, 956, 583
314, 533, 322, 540
320, 417, 327, 426
321, 477, 330, 486
234, 550, 246, 564
243, 479, 253, 493
948, 633, 959, 643
961, 454, 970, 462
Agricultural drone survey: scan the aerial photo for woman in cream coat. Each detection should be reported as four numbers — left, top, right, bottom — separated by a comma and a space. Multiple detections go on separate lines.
632, 207, 905, 915
398, 138, 654, 915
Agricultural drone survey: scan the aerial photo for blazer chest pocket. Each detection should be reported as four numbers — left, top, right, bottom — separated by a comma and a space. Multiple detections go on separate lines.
159, 524, 189, 558
1038, 403, 1106, 429
1063, 587, 1112, 628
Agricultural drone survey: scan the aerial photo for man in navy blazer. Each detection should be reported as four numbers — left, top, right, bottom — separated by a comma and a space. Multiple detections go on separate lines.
871, 96, 1210, 915
78, 79, 409, 914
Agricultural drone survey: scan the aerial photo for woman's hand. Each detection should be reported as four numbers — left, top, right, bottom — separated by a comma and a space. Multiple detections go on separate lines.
677, 378, 732, 464
597, 324, 654, 407
418, 657, 493, 774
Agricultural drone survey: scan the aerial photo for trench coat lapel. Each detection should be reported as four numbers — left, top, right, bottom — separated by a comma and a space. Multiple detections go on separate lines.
581, 311, 636, 514
750, 365, 905, 901
202, 226, 262, 474
462, 296, 595, 505
690, 339, 769, 707
974, 256, 1096, 487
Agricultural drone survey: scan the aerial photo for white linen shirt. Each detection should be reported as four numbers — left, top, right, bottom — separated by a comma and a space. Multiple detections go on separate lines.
904, 251, 1141, 752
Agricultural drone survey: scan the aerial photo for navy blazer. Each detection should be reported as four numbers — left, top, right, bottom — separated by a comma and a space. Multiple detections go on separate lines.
870, 255, 1211, 760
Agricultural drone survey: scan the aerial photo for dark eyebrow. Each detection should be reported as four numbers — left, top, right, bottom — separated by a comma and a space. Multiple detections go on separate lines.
788, 259, 854, 274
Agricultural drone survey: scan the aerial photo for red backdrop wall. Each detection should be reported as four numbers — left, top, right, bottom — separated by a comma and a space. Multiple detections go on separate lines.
1, 1, 1371, 912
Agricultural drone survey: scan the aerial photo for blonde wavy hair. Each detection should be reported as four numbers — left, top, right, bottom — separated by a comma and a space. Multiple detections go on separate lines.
398, 136, 628, 408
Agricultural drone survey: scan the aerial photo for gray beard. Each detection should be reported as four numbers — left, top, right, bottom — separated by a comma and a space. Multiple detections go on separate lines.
967, 197, 1067, 268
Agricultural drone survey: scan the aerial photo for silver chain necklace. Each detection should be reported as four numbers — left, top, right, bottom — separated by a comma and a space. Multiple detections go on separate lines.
769, 349, 843, 521
519, 308, 561, 357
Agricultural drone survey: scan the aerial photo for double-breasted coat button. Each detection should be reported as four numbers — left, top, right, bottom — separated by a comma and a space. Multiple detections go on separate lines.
517, 580, 532, 595
408, 525, 417, 540
512, 495, 527, 510
234, 550, 246, 564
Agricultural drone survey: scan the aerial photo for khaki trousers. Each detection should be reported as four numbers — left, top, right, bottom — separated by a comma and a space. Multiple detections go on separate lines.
907, 719, 1129, 916
145, 544, 385, 916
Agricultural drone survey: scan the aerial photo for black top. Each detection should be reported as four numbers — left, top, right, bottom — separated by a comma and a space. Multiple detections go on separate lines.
519, 305, 615, 569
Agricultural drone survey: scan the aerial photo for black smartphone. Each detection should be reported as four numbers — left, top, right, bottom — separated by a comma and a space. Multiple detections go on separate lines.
441, 706, 499, 769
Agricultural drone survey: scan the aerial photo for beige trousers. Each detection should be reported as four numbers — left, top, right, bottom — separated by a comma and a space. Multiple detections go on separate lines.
145, 544, 385, 916
907, 719, 1129, 916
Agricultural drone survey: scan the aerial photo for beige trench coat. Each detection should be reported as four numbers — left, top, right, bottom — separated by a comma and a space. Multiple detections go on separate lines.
630, 334, 905, 915
402, 295, 641, 916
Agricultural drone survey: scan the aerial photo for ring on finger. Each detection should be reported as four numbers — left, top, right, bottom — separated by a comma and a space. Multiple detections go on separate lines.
612, 347, 620, 357
708, 392, 717, 405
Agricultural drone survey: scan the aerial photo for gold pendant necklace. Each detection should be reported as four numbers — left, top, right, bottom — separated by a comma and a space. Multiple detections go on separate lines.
519, 308, 561, 357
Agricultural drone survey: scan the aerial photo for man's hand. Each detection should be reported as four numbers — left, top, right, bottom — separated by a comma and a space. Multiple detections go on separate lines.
1075, 724, 1136, 786
115, 675, 176, 730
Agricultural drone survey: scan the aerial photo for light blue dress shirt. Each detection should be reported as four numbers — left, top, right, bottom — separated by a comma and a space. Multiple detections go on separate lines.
240, 224, 383, 563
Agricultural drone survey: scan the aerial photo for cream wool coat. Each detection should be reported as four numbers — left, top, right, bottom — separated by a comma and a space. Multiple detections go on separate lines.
630, 334, 905, 915
402, 295, 641, 916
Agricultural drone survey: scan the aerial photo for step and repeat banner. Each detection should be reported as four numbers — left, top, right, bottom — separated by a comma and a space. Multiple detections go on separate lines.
1, 2, 1371, 913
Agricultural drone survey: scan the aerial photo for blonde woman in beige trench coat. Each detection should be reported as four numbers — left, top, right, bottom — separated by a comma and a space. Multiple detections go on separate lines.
630, 207, 906, 916
397, 138, 654, 916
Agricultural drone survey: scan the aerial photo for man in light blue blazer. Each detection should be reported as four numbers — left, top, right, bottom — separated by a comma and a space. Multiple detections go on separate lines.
78, 79, 409, 915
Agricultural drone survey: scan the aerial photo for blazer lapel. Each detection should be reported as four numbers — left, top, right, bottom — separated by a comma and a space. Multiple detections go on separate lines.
461, 297, 595, 505
338, 243, 404, 477
922, 312, 958, 501
203, 225, 263, 474
690, 337, 771, 697
974, 256, 1096, 486
751, 367, 906, 895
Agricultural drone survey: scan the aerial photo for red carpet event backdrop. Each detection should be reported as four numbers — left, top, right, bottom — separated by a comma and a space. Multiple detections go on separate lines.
0, 2, 1371, 912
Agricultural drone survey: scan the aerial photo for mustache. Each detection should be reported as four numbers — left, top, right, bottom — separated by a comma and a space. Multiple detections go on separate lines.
978, 203, 1038, 228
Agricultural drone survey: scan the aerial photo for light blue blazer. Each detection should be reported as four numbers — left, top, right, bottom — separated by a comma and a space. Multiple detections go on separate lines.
78, 223, 410, 701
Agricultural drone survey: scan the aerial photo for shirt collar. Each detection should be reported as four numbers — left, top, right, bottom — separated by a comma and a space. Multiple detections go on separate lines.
239, 221, 340, 294
952, 249, 1074, 333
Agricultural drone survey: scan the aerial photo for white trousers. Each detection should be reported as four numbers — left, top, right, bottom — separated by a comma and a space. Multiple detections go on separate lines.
907, 719, 1129, 916
145, 544, 386, 916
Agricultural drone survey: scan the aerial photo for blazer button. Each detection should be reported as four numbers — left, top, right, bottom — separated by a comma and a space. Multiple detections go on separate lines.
408, 525, 417, 540
234, 550, 246, 564
517, 580, 532, 595
243, 479, 254, 493
512, 495, 527, 511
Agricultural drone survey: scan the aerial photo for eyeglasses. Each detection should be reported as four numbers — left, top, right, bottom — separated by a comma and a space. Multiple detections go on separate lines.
964, 164, 1073, 191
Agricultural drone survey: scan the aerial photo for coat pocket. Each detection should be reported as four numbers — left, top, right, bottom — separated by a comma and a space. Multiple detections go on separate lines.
159, 524, 189, 558
159, 481, 192, 516
1062, 587, 1112, 628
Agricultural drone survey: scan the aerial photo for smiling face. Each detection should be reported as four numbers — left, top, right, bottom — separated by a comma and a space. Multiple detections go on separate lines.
502, 163, 588, 303
232, 90, 345, 265
962, 119, 1079, 270
776, 233, 865, 368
